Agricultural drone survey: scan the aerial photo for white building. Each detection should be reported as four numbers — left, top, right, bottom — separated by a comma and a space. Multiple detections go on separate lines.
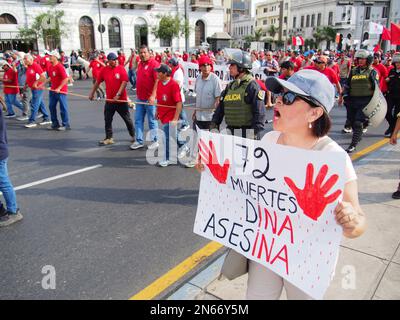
0, 0, 224, 54
232, 15, 255, 47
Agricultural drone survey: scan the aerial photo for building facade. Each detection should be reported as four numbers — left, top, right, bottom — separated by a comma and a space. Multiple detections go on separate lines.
255, 0, 290, 48
232, 15, 255, 48
0, 0, 224, 54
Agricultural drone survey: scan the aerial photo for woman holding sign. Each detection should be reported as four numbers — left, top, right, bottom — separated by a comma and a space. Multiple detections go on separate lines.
240, 69, 366, 299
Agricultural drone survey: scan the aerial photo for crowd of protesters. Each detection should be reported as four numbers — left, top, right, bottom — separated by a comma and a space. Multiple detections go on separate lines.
0, 44, 399, 227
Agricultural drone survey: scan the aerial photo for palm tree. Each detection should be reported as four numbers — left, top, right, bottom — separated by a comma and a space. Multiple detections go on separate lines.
268, 25, 279, 39
254, 28, 263, 41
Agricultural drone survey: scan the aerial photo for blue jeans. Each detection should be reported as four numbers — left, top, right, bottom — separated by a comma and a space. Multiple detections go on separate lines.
135, 99, 158, 144
5, 94, 24, 115
29, 90, 49, 122
162, 122, 185, 161
179, 109, 190, 127
49, 91, 69, 128
128, 69, 136, 88
0, 158, 17, 214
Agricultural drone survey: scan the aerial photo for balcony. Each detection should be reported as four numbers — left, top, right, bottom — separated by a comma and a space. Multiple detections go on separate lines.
33, 0, 63, 3
191, 0, 214, 12
101, 0, 156, 9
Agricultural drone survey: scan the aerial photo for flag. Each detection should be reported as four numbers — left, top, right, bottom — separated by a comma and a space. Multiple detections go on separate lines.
391, 23, 400, 45
369, 22, 384, 35
292, 36, 304, 46
373, 43, 380, 53
382, 27, 391, 41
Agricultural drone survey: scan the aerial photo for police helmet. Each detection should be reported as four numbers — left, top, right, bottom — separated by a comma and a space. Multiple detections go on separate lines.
355, 49, 373, 64
224, 49, 252, 70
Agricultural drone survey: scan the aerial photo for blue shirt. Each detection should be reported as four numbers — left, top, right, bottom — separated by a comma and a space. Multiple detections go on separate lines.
0, 108, 9, 161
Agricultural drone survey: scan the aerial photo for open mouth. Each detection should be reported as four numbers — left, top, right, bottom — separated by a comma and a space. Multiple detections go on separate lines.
274, 109, 281, 120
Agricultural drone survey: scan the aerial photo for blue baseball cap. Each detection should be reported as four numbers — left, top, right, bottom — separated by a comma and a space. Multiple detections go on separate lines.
265, 69, 335, 113
107, 52, 118, 61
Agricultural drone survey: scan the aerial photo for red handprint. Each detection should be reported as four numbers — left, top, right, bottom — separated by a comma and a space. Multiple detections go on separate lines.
284, 163, 342, 221
198, 139, 230, 184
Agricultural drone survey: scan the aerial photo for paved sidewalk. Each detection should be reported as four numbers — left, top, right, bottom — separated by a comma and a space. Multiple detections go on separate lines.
168, 142, 400, 300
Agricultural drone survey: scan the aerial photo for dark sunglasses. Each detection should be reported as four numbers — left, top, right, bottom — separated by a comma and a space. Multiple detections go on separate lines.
315, 60, 325, 64
200, 63, 210, 67
279, 91, 323, 110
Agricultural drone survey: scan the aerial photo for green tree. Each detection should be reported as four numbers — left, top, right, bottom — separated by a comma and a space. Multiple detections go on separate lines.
152, 14, 190, 47
267, 25, 279, 39
313, 28, 325, 48
253, 28, 264, 41
18, 6, 68, 50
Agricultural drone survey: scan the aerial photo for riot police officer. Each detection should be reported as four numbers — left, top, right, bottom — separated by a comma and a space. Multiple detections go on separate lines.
341, 49, 379, 153
210, 50, 266, 139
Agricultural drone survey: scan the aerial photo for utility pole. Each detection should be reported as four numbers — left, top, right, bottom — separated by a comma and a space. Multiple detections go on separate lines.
185, 0, 189, 51
97, 0, 104, 50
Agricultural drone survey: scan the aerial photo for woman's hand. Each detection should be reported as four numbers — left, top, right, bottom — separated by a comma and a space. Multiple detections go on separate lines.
334, 201, 365, 238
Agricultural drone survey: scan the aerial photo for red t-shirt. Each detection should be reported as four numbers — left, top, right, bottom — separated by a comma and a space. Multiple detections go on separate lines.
156, 79, 182, 124
3, 68, 19, 94
373, 63, 389, 93
182, 53, 189, 62
89, 60, 104, 80
136, 58, 159, 101
26, 62, 45, 90
331, 63, 340, 78
305, 66, 339, 85
118, 55, 126, 67
97, 65, 128, 103
290, 57, 303, 72
40, 55, 51, 73
48, 62, 68, 93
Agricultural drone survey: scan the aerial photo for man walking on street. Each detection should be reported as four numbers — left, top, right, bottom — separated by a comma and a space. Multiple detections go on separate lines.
1, 61, 24, 118
130, 45, 159, 150
89, 52, 135, 146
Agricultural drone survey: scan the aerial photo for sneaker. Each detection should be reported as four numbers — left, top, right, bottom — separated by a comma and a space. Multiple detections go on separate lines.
25, 122, 37, 128
181, 124, 190, 132
384, 128, 393, 137
147, 141, 159, 150
342, 127, 352, 134
16, 114, 29, 121
158, 160, 170, 167
47, 126, 59, 130
39, 119, 52, 126
362, 127, 368, 134
184, 159, 197, 168
37, 113, 44, 119
178, 145, 190, 159
346, 145, 356, 153
130, 141, 144, 150
57, 126, 69, 131
4, 113, 16, 118
99, 138, 114, 146
0, 210, 23, 227
392, 190, 400, 199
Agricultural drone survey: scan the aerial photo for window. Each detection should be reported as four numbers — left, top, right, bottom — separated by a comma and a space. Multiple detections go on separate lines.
382, 7, 388, 19
301, 16, 304, 28
108, 18, 121, 48
285, 3, 288, 10
0, 13, 17, 24
293, 16, 297, 28
283, 30, 287, 36
311, 14, 315, 27
306, 15, 310, 27
263, 19, 268, 25
284, 16, 287, 24
264, 8, 267, 13
365, 7, 371, 20
328, 12, 333, 25
160, 38, 171, 47
317, 13, 321, 26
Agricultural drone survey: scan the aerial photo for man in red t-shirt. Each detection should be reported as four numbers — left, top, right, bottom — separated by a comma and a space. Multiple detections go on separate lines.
40, 52, 51, 74
1, 62, 24, 118
289, 51, 303, 72
89, 52, 135, 146
23, 54, 51, 127
117, 50, 126, 67
154, 64, 186, 167
372, 52, 389, 94
305, 55, 343, 105
87, 54, 106, 99
46, 50, 70, 130
130, 45, 160, 150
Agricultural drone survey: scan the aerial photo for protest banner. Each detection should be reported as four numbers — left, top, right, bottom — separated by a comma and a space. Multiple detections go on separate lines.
193, 130, 346, 299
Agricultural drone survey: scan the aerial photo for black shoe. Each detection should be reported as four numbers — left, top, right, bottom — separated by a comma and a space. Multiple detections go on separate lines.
384, 128, 393, 137
392, 190, 400, 199
346, 145, 356, 153
342, 127, 352, 134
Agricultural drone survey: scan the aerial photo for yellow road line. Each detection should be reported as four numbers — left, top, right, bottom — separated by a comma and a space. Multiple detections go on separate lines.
129, 241, 223, 300
129, 135, 398, 300
350, 137, 391, 161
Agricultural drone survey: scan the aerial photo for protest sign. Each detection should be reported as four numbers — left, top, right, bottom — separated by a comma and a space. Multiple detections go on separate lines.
193, 130, 346, 299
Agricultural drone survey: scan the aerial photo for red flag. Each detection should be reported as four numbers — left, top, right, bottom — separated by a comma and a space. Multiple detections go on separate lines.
373, 43, 381, 53
382, 27, 391, 41
391, 23, 400, 45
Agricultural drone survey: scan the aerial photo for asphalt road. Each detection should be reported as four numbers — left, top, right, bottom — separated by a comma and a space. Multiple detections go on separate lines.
0, 79, 389, 299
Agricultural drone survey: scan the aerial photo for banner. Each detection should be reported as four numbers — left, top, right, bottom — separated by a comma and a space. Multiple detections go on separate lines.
182, 62, 267, 91
369, 22, 383, 35
193, 130, 346, 299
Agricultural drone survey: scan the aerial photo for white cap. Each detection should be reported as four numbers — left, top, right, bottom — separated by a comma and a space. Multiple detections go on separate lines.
49, 50, 60, 59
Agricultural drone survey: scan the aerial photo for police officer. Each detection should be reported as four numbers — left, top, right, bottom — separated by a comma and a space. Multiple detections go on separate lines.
210, 50, 266, 139
385, 53, 400, 137
340, 49, 379, 153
